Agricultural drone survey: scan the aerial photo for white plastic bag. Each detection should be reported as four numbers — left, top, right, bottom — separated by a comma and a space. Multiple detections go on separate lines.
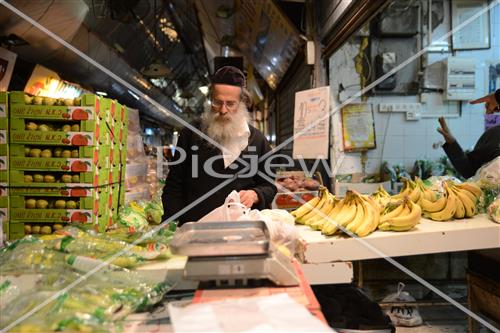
198, 191, 249, 222
382, 282, 423, 327
198, 192, 298, 256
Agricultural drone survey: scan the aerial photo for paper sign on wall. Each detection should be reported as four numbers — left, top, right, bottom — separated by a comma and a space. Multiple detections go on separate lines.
341, 103, 376, 151
292, 86, 330, 159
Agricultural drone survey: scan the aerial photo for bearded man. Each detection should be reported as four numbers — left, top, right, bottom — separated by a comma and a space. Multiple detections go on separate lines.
161, 66, 277, 224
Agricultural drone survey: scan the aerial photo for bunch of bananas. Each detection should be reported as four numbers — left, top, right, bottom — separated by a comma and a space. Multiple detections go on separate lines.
370, 185, 392, 208
421, 181, 481, 221
392, 178, 437, 203
322, 190, 380, 237
379, 197, 421, 231
291, 188, 380, 237
292, 186, 333, 225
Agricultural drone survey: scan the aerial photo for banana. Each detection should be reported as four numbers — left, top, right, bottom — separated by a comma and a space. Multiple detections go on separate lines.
380, 201, 405, 223
455, 182, 482, 199
426, 184, 456, 221
297, 189, 329, 224
360, 194, 381, 230
291, 189, 323, 220
384, 199, 421, 227
355, 199, 378, 237
306, 194, 336, 227
315, 197, 345, 231
305, 193, 335, 229
408, 184, 421, 203
457, 187, 477, 205
454, 188, 476, 218
419, 195, 447, 213
321, 220, 339, 235
345, 200, 365, 234
322, 195, 356, 234
453, 195, 465, 219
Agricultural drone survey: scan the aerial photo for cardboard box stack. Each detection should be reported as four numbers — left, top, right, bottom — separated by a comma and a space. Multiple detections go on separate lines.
5, 91, 128, 239
0, 92, 9, 241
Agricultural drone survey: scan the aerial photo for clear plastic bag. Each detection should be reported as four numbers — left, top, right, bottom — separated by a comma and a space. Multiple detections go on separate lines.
382, 282, 423, 327
199, 191, 299, 256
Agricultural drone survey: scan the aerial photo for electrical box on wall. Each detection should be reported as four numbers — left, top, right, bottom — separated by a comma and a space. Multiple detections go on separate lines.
445, 57, 476, 100
375, 52, 397, 90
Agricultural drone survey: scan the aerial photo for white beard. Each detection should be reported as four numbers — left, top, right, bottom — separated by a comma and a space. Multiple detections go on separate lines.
201, 102, 250, 147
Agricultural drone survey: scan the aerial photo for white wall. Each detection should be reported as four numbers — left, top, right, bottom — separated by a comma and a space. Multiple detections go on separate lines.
328, 2, 500, 177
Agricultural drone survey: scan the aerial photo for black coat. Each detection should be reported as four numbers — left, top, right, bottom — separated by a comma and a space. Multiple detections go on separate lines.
443, 124, 500, 179
162, 124, 277, 225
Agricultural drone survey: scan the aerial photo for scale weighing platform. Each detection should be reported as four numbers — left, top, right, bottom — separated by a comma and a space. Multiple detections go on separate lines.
170, 221, 299, 287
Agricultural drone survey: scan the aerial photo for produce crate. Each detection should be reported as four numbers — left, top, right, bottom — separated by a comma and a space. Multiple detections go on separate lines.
9, 168, 110, 187
9, 186, 96, 197
109, 165, 123, 184
9, 221, 67, 239
10, 118, 110, 146
9, 144, 110, 168
10, 193, 108, 215
121, 105, 129, 126
8, 91, 98, 120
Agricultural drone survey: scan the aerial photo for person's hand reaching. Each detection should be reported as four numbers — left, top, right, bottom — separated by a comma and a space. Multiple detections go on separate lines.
437, 117, 456, 144
239, 190, 259, 208
470, 92, 499, 114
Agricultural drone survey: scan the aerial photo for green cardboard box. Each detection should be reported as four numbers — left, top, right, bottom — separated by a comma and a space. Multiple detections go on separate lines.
9, 168, 110, 187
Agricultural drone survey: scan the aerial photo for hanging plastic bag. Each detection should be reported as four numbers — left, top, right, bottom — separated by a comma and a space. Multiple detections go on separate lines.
381, 282, 423, 327
198, 190, 249, 222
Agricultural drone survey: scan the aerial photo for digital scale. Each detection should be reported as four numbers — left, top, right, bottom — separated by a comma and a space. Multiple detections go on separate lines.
170, 221, 299, 287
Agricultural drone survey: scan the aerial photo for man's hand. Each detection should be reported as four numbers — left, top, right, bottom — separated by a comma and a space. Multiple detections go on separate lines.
437, 117, 456, 144
470, 92, 499, 114
239, 190, 259, 208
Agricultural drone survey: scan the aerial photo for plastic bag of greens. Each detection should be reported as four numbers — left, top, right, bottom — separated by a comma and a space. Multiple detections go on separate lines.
144, 198, 164, 225
118, 203, 148, 230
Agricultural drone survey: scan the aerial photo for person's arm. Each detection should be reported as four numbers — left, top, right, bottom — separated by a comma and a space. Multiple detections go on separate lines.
470, 90, 500, 114
161, 129, 190, 221
437, 117, 477, 178
442, 141, 477, 179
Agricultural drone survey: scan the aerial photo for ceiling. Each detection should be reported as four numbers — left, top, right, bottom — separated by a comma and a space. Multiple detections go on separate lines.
0, 0, 305, 127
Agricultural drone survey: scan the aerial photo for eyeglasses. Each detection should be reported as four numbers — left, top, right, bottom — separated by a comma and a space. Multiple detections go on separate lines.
211, 99, 240, 111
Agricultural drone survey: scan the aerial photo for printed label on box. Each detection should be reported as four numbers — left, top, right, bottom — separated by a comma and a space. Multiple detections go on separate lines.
11, 209, 92, 223
10, 158, 93, 171
11, 105, 94, 120
9, 187, 93, 197
0, 104, 6, 117
10, 131, 94, 146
